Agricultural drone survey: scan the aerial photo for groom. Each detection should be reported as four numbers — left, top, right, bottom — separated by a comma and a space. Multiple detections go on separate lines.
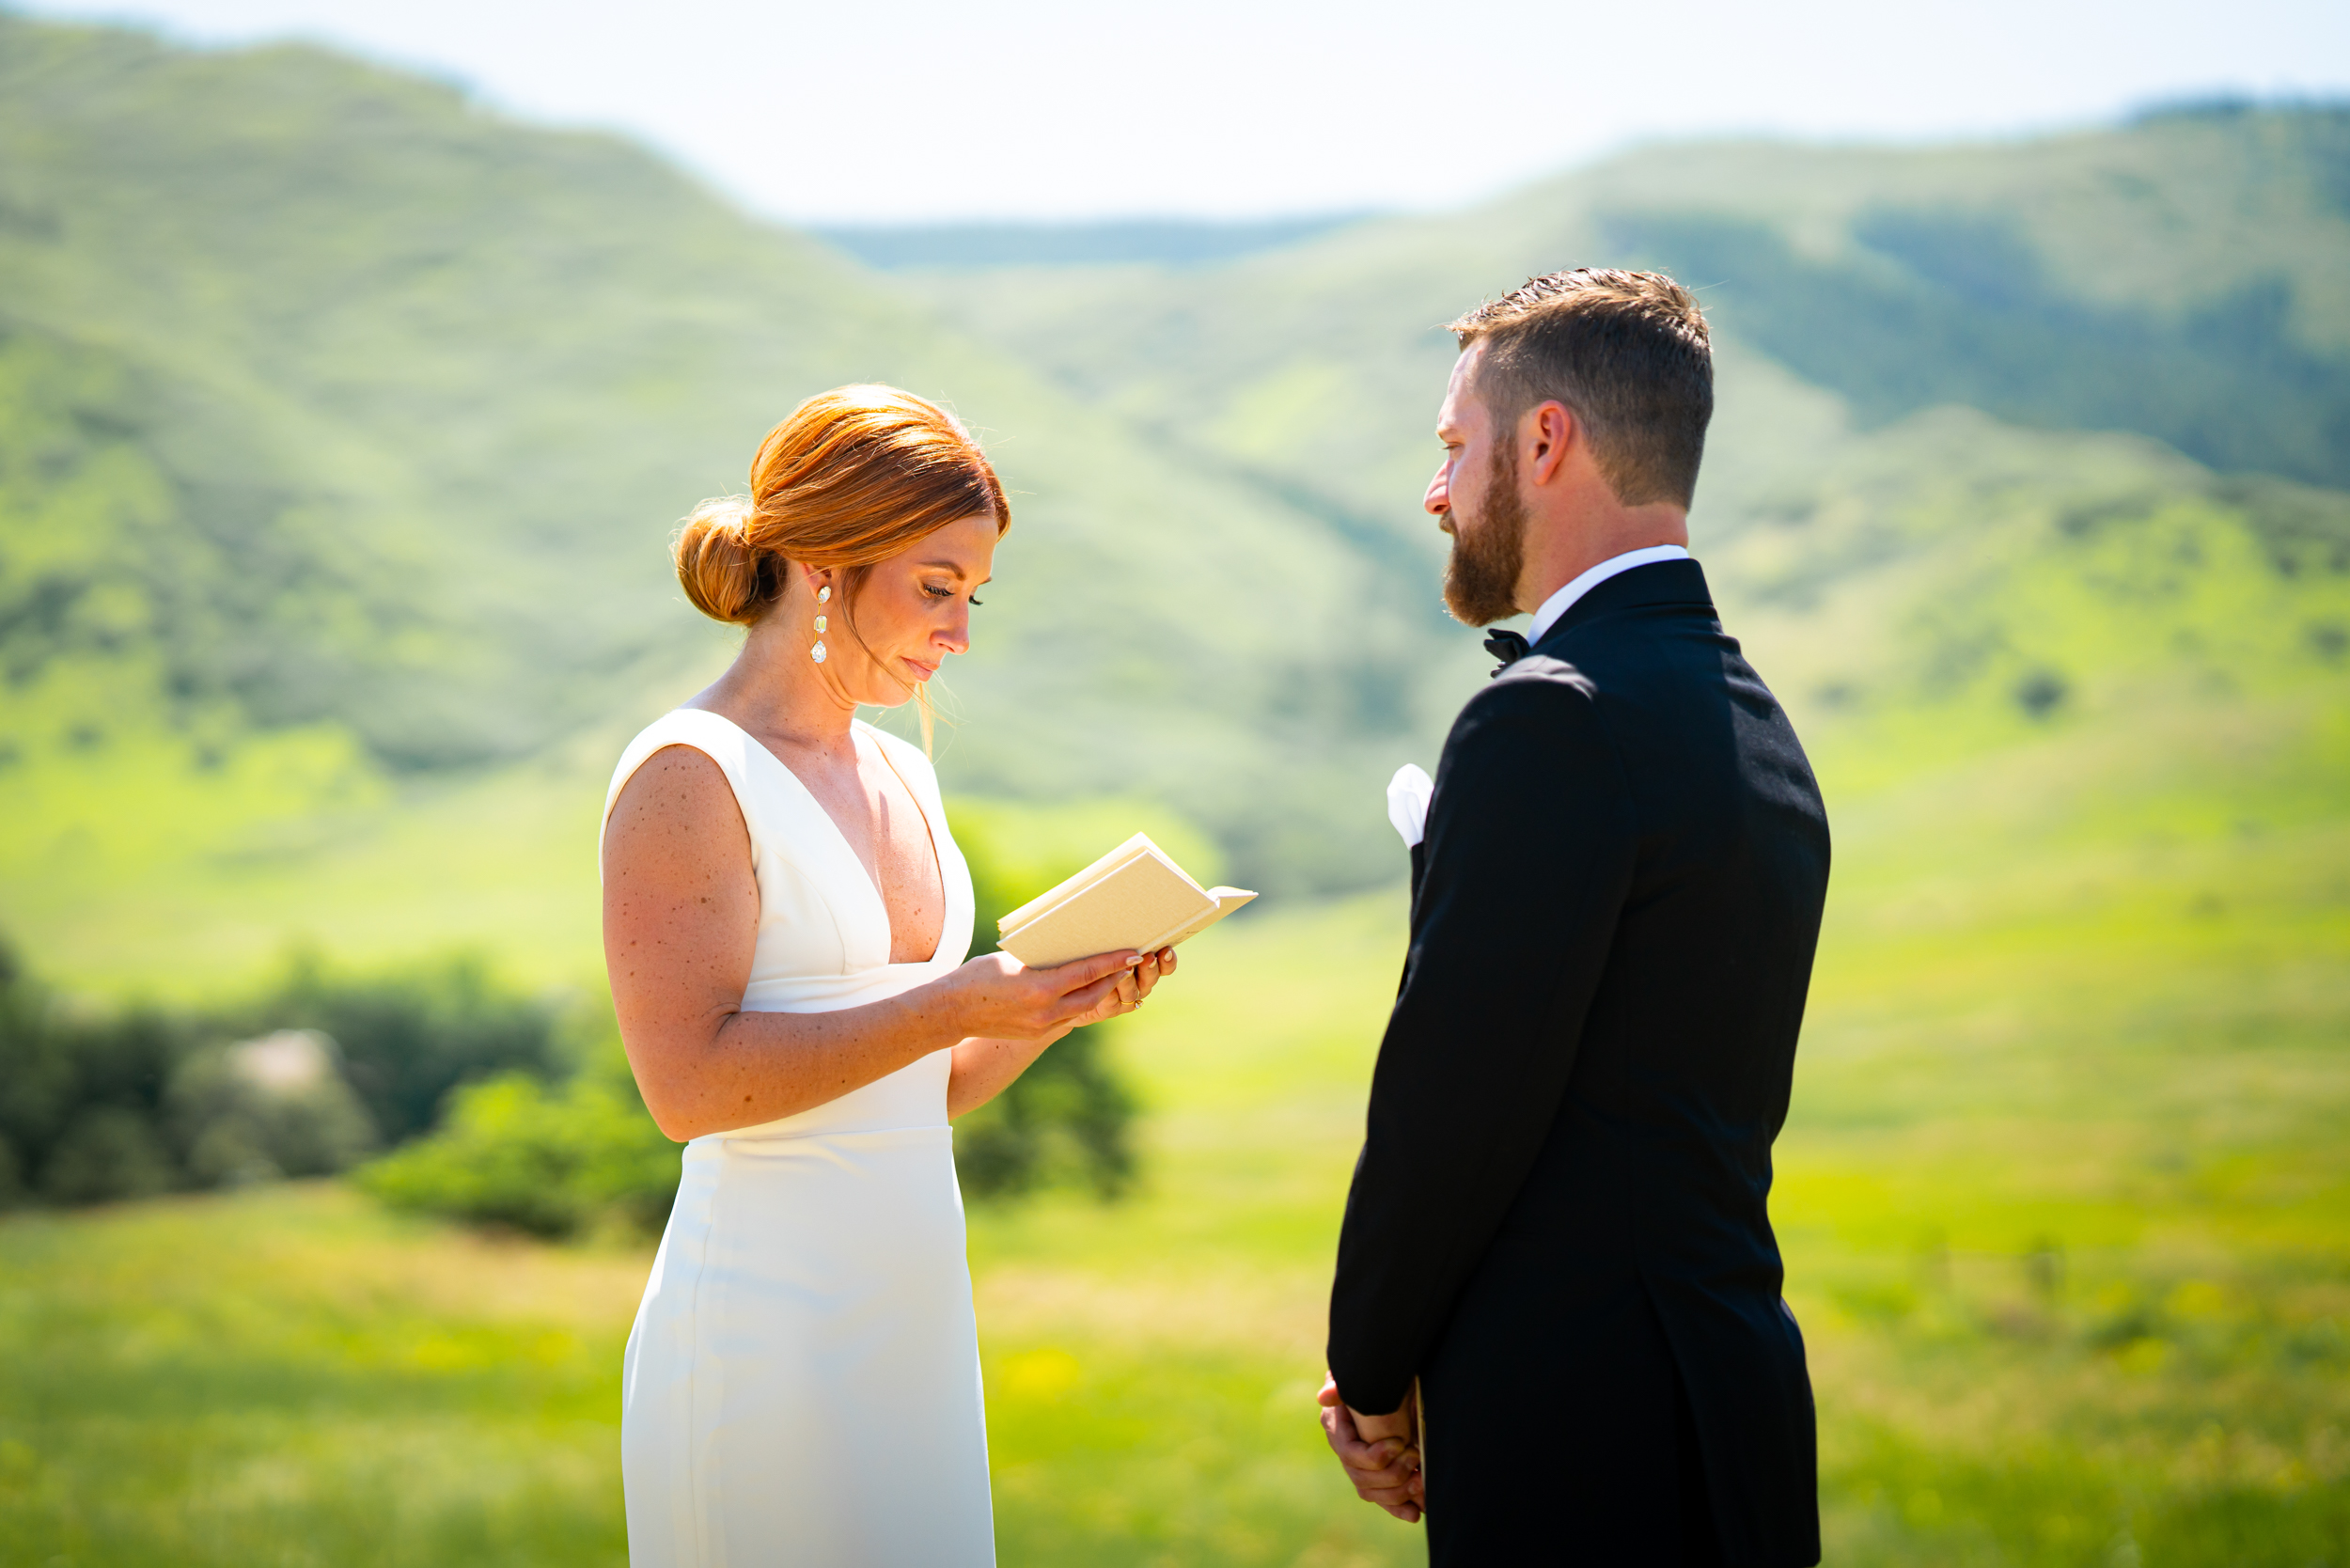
1318, 270, 1830, 1566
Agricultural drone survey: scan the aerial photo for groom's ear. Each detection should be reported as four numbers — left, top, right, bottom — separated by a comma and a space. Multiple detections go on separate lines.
1523, 400, 1576, 486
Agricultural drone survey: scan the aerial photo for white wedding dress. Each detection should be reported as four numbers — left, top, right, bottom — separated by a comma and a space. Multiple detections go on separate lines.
603, 708, 993, 1567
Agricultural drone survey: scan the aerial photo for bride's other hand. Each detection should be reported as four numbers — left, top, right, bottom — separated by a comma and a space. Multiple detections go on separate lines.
941, 949, 1175, 1119
945, 949, 1136, 1042
1069, 946, 1177, 1028
1135, 948, 1175, 1003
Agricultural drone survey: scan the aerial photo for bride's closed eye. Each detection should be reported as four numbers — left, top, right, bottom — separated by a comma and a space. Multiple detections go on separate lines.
923, 583, 980, 605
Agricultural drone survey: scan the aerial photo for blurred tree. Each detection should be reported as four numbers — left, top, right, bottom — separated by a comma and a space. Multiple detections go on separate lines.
0, 939, 194, 1204
356, 1063, 678, 1240
949, 1031, 1136, 1200
234, 951, 567, 1143
952, 818, 1137, 1200
38, 1106, 176, 1204
164, 1030, 378, 1185
0, 934, 572, 1207
0, 799, 1150, 1220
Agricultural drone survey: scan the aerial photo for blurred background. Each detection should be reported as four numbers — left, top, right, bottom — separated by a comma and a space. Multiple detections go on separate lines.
1, 0, 2346, 1562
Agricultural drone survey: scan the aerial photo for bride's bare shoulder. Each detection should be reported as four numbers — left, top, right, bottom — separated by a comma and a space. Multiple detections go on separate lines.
603, 744, 748, 872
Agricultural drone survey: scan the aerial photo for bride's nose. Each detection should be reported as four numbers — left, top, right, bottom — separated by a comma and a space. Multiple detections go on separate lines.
936, 604, 970, 655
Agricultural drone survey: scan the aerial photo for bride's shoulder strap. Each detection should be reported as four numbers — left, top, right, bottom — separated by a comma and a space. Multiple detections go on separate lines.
602, 708, 759, 848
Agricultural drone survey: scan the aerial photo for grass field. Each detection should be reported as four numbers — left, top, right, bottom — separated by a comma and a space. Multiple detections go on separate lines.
5, 669, 2348, 1566
7, 772, 2348, 1566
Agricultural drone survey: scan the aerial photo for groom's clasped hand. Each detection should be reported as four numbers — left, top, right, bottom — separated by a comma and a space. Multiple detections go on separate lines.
946, 946, 1176, 1041
1317, 1375, 1425, 1523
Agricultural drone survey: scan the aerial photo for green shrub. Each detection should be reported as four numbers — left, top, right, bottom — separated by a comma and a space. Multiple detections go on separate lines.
0, 940, 194, 1204
227, 953, 566, 1144
0, 936, 566, 1207
952, 814, 1141, 1201
357, 1058, 678, 1240
954, 1024, 1136, 1200
38, 1105, 177, 1203
165, 1030, 378, 1184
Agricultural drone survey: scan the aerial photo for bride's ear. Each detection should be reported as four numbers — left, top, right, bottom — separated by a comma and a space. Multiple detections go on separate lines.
791, 561, 836, 602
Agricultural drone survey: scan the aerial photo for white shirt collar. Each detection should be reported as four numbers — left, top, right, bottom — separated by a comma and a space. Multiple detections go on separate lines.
1524, 545, 1691, 647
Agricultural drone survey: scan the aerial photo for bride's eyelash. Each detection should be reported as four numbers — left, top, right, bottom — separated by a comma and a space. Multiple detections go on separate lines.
969, 596, 983, 607
925, 583, 981, 606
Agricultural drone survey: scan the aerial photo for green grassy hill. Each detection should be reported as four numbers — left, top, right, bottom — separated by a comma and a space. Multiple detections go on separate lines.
1, 13, 2345, 1021
0, 14, 1475, 995
909, 102, 2350, 517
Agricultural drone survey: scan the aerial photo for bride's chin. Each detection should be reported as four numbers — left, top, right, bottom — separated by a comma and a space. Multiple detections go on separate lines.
849, 668, 923, 709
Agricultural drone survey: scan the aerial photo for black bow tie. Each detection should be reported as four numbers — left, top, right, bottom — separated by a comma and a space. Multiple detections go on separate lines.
1483, 628, 1530, 676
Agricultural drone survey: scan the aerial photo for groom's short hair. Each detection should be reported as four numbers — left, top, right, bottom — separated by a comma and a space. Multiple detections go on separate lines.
1449, 269, 1713, 509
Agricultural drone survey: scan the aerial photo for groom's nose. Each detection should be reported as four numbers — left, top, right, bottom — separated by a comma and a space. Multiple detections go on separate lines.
1424, 460, 1451, 525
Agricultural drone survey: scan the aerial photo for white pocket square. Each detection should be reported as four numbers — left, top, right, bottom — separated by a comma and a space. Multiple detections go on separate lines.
1386, 763, 1434, 849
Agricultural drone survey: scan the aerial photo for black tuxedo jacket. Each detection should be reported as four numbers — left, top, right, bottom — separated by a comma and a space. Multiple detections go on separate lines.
1328, 559, 1829, 1566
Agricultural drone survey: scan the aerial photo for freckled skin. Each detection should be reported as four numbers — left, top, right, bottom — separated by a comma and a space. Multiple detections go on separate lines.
602, 515, 1176, 1142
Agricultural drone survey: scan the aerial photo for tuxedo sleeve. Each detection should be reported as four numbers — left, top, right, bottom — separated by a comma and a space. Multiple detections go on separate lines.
1328, 670, 1637, 1416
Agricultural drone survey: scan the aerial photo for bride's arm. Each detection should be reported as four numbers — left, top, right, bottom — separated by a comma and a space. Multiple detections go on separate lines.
603, 745, 1136, 1141
947, 949, 1174, 1119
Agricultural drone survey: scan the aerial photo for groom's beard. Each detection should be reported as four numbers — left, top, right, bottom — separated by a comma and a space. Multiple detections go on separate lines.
1441, 444, 1528, 626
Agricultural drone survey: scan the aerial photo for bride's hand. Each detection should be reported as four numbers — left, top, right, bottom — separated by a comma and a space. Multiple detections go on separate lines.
943, 949, 1139, 1042
1066, 947, 1176, 1028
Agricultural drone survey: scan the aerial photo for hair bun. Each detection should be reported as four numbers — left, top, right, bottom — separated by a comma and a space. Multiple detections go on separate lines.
673, 495, 768, 624
667, 385, 1009, 635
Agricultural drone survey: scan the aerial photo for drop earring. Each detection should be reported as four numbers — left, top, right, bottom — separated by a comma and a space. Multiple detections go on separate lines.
810, 583, 830, 664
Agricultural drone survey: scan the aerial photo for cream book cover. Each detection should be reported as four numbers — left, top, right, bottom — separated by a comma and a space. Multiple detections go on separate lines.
995, 833, 1258, 969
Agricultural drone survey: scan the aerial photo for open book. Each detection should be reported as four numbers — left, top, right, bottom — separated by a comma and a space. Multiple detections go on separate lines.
995, 833, 1258, 969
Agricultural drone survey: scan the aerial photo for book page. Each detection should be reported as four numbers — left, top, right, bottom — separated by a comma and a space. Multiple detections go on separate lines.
995, 832, 1162, 937
998, 849, 1215, 969
1152, 887, 1260, 949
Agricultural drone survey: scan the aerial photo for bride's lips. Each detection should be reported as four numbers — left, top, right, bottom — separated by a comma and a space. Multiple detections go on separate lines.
902, 657, 938, 682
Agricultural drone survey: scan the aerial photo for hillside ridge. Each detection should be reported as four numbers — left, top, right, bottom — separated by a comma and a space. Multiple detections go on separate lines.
1, 14, 2345, 993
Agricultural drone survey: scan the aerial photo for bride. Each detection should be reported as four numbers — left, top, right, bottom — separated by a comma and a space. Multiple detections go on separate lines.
600, 384, 1173, 1566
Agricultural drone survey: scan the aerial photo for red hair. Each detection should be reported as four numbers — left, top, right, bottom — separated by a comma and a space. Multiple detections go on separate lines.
673, 384, 1009, 625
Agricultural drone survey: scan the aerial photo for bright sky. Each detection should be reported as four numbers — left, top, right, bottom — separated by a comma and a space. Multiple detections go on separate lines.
24, 0, 2350, 224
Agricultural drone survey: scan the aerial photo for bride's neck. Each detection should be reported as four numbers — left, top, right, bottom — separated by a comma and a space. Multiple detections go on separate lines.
703, 614, 859, 758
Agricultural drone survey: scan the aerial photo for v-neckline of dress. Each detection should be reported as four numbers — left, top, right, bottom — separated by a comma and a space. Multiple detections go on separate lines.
695, 709, 947, 968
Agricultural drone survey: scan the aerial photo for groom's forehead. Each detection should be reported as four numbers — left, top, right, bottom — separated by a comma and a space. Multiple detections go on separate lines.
1438, 346, 1491, 434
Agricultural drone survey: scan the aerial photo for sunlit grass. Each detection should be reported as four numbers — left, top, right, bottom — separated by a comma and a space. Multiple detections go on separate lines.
0, 1184, 640, 1566
3, 683, 2346, 1565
